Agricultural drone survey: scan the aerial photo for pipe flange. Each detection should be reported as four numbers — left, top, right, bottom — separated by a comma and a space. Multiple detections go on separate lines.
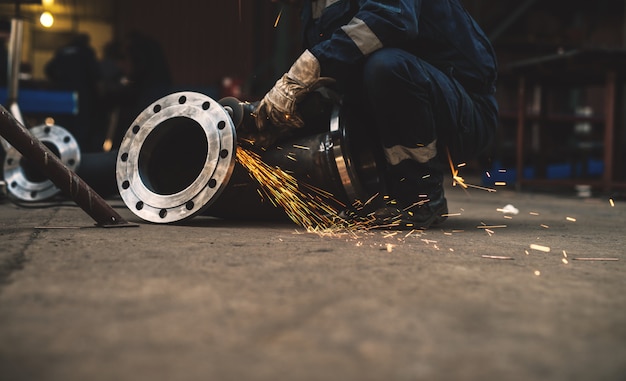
116, 92, 237, 223
329, 105, 367, 202
3, 124, 80, 201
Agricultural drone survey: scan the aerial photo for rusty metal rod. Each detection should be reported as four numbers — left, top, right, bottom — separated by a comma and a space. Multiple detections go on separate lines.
0, 106, 135, 227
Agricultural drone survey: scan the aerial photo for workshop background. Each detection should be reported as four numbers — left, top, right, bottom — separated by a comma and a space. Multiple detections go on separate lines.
1, 0, 625, 192
1, 3, 626, 381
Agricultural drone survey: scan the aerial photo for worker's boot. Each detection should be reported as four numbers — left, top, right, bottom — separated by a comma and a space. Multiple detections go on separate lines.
371, 159, 448, 230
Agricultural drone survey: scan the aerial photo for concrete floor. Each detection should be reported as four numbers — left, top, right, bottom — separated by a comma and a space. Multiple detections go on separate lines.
0, 184, 625, 381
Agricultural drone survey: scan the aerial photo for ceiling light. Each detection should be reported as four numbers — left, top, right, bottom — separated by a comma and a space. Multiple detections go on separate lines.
40, 11, 54, 28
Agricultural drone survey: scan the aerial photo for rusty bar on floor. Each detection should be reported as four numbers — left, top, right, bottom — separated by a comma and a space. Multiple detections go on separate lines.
0, 106, 136, 228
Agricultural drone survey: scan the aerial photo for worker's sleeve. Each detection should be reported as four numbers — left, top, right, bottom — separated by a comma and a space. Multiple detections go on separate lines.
309, 0, 421, 77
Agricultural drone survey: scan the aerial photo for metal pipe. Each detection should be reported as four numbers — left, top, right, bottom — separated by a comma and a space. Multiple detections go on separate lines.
7, 18, 23, 108
116, 91, 385, 224
0, 105, 134, 227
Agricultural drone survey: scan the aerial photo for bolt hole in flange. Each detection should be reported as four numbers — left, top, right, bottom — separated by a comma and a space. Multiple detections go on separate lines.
116, 92, 236, 223
3, 124, 81, 201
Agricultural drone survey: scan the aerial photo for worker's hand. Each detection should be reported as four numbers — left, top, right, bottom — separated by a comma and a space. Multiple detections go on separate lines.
255, 50, 334, 136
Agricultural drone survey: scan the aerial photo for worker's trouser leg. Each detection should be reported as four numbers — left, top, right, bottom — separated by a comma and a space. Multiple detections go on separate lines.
348, 47, 496, 207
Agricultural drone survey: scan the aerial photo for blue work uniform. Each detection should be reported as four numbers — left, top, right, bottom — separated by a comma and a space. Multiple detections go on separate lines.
302, 0, 498, 204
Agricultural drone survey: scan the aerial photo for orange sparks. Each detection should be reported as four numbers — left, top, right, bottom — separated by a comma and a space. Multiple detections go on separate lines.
572, 257, 619, 261
404, 230, 419, 238
446, 148, 496, 192
482, 255, 514, 260
477, 225, 507, 229
236, 146, 345, 231
530, 244, 551, 253
274, 7, 283, 28
235, 146, 390, 234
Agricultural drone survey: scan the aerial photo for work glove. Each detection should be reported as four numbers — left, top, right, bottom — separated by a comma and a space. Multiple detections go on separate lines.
255, 50, 334, 142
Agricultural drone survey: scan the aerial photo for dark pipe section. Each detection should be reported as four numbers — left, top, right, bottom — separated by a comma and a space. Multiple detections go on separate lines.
75, 151, 120, 199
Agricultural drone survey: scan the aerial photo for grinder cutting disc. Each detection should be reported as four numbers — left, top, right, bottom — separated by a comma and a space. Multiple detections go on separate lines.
116, 92, 237, 223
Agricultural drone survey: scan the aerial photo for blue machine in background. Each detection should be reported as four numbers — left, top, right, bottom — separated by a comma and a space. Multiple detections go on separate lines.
0, 87, 77, 116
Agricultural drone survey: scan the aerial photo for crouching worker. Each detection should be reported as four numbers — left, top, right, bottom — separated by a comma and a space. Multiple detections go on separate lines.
255, 0, 499, 229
